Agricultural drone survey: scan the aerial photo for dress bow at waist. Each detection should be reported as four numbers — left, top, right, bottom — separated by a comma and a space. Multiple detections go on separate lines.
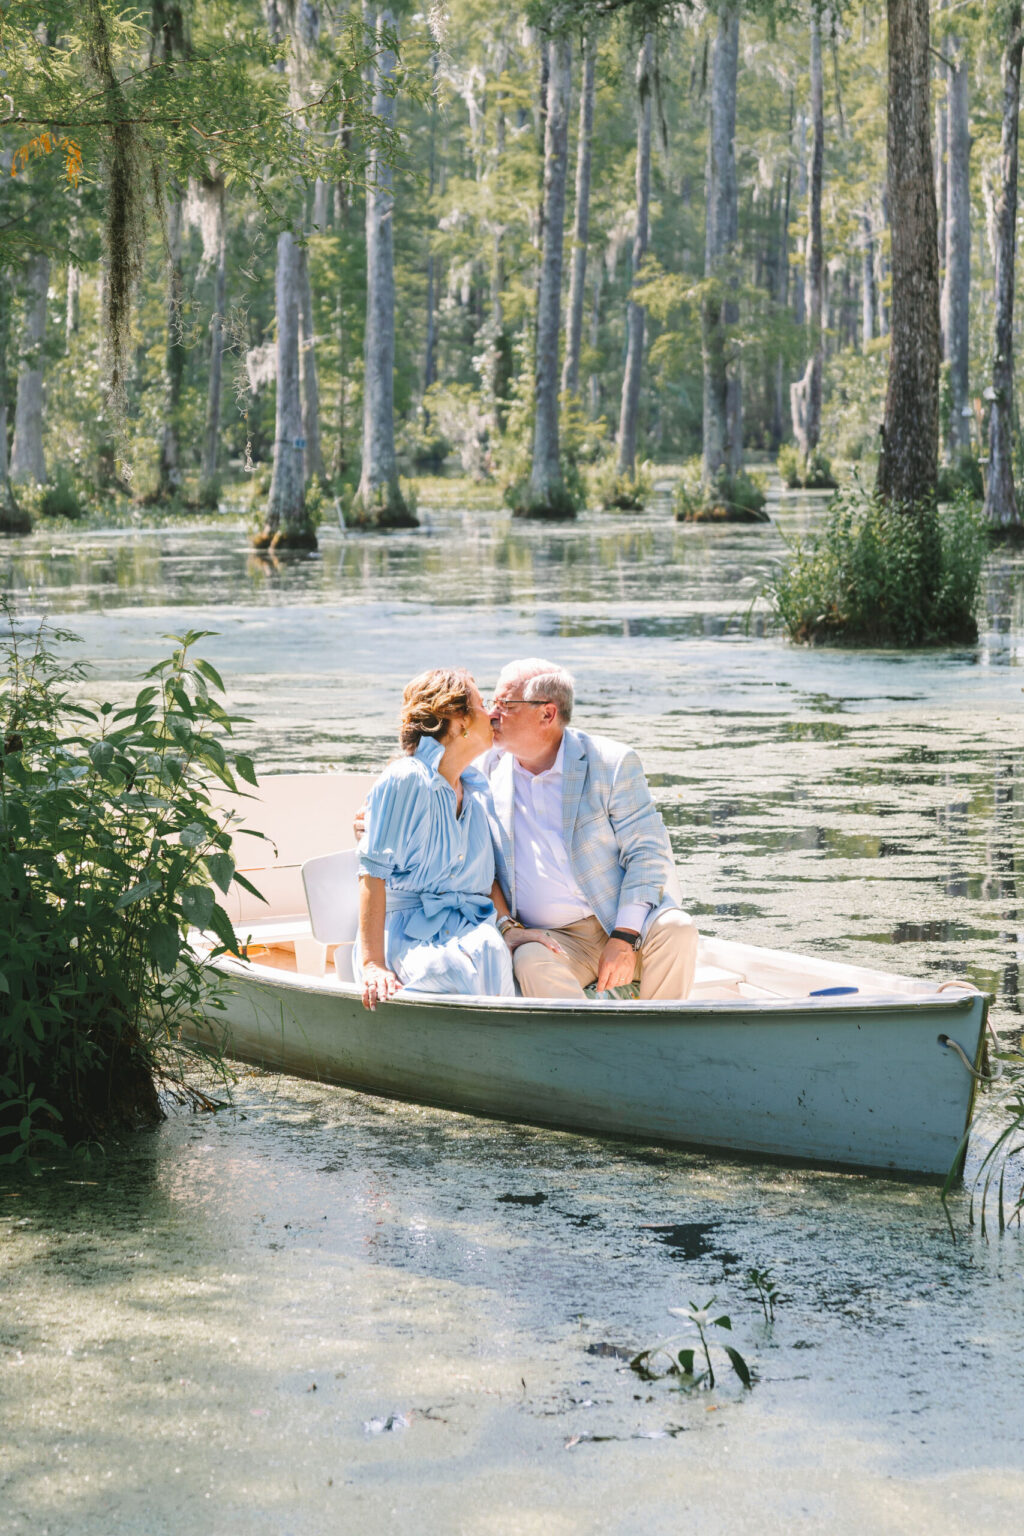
386, 888, 495, 941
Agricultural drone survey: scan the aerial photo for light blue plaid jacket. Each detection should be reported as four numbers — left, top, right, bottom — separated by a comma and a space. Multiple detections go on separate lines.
479, 729, 680, 938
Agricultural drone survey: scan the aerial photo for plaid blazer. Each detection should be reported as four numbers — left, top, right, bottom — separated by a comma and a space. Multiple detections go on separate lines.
479, 729, 680, 938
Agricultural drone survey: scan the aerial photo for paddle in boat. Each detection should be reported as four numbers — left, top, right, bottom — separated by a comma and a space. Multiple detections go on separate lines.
184, 772, 993, 1179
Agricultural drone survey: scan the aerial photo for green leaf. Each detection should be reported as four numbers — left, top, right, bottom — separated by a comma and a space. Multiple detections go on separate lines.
179, 822, 208, 849
232, 871, 267, 902
234, 754, 258, 787
114, 878, 162, 910
89, 740, 115, 773
149, 921, 182, 975
205, 901, 239, 955
204, 852, 235, 894
723, 1346, 752, 1389
0, 972, 8, 995
677, 1348, 696, 1375
195, 658, 226, 693
180, 885, 215, 929
712, 1316, 732, 1330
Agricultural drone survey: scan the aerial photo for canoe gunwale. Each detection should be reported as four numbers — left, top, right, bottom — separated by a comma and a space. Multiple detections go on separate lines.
206, 953, 992, 1020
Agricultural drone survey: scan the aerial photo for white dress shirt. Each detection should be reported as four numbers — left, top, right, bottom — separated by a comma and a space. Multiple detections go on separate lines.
511, 740, 650, 935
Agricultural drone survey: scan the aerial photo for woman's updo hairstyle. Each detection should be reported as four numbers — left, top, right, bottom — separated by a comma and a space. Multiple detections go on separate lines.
399, 668, 475, 754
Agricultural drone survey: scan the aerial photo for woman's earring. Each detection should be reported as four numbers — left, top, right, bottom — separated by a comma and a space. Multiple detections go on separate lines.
462, 724, 470, 738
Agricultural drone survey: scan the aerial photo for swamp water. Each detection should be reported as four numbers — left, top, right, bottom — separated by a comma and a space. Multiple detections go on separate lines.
3, 485, 1024, 1533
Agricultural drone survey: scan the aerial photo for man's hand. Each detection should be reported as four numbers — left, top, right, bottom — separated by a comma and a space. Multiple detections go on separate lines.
597, 935, 638, 992
353, 800, 367, 841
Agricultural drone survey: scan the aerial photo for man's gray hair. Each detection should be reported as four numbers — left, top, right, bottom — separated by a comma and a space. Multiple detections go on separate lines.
496, 657, 575, 724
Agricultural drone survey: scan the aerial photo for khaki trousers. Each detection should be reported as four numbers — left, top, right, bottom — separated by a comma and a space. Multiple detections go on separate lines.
513, 909, 698, 1001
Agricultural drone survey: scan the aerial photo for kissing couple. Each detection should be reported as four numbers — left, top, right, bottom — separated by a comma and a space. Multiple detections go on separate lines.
355, 657, 697, 1011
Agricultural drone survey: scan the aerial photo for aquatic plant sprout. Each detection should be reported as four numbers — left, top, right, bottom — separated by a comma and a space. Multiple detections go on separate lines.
630, 1298, 753, 1392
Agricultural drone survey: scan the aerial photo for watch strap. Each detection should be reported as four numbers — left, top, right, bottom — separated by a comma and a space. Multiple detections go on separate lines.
609, 927, 643, 951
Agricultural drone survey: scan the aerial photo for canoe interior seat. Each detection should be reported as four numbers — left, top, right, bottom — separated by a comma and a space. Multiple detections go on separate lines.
302, 847, 361, 981
690, 963, 745, 999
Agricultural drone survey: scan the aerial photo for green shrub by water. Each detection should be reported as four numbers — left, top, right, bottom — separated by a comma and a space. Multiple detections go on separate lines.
673, 459, 768, 522
777, 444, 838, 490
588, 456, 654, 510
0, 614, 263, 1164
766, 489, 986, 646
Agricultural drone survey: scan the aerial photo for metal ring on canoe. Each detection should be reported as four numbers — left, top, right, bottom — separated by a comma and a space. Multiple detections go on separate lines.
938, 1033, 1004, 1082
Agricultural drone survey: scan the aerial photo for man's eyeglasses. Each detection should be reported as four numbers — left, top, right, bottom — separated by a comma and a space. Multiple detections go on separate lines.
490, 698, 553, 714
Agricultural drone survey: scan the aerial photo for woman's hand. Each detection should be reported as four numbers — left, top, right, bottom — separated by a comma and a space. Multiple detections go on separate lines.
362, 961, 402, 1011
503, 926, 563, 956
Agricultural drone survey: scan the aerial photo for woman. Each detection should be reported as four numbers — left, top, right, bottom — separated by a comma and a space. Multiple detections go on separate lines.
355, 668, 514, 1010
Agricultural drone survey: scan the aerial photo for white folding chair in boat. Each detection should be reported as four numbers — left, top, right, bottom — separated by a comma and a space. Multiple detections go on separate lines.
301, 848, 361, 981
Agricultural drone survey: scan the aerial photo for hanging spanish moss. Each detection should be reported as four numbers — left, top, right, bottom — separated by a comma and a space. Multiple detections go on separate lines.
85, 0, 148, 479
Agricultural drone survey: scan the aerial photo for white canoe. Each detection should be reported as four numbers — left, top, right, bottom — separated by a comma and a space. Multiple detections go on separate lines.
187, 773, 991, 1179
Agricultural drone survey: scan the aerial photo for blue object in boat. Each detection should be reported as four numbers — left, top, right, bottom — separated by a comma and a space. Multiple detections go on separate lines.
809, 986, 859, 997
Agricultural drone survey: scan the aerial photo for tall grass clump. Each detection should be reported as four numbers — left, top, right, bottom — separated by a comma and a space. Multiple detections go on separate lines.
766, 488, 986, 646
0, 611, 263, 1164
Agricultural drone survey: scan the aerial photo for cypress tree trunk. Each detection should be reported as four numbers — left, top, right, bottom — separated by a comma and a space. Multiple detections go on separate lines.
254, 231, 315, 550
861, 213, 876, 347
10, 254, 49, 486
201, 177, 227, 496
790, 9, 824, 465
587, 261, 603, 419
519, 32, 574, 519
562, 35, 596, 401
297, 244, 326, 484
616, 32, 654, 482
0, 267, 29, 532
984, 8, 1023, 529
157, 197, 185, 499
702, 1, 740, 487
942, 37, 971, 459
352, 7, 414, 527
876, 0, 941, 506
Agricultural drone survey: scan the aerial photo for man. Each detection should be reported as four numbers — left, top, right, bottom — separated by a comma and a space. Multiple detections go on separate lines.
482, 657, 697, 1001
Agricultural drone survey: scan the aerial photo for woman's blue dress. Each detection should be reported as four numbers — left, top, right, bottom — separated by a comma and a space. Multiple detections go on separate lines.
353, 737, 514, 997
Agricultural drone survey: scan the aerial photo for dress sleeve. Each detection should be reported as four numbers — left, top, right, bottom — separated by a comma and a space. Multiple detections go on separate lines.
358, 766, 428, 882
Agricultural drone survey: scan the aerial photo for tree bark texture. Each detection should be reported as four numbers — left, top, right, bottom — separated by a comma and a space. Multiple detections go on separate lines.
876, 0, 941, 505
261, 230, 310, 545
702, 1, 740, 485
0, 269, 28, 530
353, 7, 413, 525
201, 178, 227, 490
158, 197, 185, 497
616, 32, 654, 479
790, 10, 824, 461
562, 35, 596, 401
297, 244, 326, 484
942, 38, 971, 458
524, 32, 573, 517
861, 213, 876, 347
10, 254, 49, 486
984, 9, 1023, 528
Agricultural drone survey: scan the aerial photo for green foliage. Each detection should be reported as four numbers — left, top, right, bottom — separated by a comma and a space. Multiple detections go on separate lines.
588, 456, 654, 510
821, 345, 889, 465
937, 451, 985, 503
36, 468, 88, 521
745, 1266, 788, 1324
942, 1052, 1024, 1239
0, 612, 263, 1164
631, 1298, 753, 1393
777, 444, 838, 490
766, 488, 987, 646
673, 459, 769, 522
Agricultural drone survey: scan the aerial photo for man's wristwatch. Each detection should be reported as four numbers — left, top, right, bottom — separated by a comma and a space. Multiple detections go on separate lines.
497, 915, 523, 937
609, 928, 643, 951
